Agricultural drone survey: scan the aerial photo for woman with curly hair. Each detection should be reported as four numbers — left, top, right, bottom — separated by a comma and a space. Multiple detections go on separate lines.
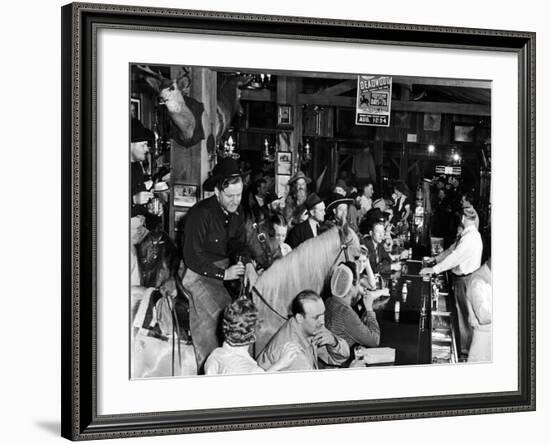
204, 298, 298, 375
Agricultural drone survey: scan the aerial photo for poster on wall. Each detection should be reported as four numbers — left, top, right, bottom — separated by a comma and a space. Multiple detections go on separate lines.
356, 75, 392, 127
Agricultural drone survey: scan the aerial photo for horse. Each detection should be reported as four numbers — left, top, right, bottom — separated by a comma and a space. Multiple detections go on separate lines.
248, 225, 362, 356
136, 229, 181, 289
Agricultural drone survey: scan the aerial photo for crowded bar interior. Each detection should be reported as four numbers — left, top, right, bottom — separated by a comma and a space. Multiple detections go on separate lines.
130, 64, 492, 378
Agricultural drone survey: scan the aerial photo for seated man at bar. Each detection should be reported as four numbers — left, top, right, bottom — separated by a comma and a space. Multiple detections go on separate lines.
204, 298, 299, 375
257, 290, 350, 371
419, 206, 483, 358
363, 221, 404, 274
325, 262, 387, 349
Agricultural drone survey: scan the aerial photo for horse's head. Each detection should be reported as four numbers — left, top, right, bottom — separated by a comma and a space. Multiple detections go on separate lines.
337, 224, 362, 263
136, 231, 179, 288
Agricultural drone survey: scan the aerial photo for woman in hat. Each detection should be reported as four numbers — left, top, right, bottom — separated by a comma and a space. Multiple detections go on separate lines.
204, 298, 299, 375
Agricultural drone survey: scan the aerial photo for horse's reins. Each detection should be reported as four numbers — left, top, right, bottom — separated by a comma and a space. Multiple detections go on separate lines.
250, 228, 353, 320
250, 286, 288, 320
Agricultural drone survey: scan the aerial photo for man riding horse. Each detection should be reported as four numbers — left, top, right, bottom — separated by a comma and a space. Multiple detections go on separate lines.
181, 158, 253, 373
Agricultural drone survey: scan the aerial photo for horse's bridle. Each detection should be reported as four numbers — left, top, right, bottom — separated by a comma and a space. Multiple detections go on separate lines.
330, 227, 353, 269
251, 227, 354, 321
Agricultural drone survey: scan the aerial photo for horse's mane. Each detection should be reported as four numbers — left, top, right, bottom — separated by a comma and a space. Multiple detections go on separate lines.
254, 226, 358, 316
251, 225, 360, 356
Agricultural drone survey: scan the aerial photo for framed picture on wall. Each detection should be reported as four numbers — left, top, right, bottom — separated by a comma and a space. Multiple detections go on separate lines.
277, 151, 292, 175
173, 183, 198, 207
62, 3, 535, 440
130, 97, 141, 120
454, 124, 475, 142
277, 104, 294, 129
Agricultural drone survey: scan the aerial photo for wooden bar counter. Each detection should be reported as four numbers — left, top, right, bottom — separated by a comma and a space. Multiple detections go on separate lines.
371, 260, 433, 365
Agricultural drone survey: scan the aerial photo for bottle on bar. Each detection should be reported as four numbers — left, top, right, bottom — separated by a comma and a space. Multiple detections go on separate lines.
394, 300, 400, 323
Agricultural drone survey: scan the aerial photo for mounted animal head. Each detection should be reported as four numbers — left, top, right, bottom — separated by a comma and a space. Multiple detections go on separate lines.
137, 66, 252, 147
137, 65, 204, 147
215, 73, 253, 141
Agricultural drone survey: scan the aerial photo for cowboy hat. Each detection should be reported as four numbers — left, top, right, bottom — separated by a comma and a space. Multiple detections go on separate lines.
203, 157, 242, 191
131, 118, 155, 143
325, 193, 353, 215
304, 192, 323, 211
288, 171, 312, 186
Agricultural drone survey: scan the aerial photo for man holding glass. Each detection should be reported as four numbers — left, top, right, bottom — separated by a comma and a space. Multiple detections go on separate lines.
182, 157, 251, 372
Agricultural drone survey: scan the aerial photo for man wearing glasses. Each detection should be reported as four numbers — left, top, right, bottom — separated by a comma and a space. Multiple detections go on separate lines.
182, 157, 251, 373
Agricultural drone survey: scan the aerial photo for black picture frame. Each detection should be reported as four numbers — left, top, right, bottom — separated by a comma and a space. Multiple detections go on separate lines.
61, 2, 536, 440
453, 124, 476, 142
130, 97, 141, 121
173, 183, 198, 208
277, 104, 294, 129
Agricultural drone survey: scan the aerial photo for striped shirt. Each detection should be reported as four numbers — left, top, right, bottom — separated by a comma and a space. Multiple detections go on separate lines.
325, 296, 380, 348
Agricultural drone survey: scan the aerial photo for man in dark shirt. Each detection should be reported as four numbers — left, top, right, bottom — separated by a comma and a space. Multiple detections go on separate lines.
130, 119, 154, 218
362, 221, 401, 274
130, 119, 163, 230
182, 158, 251, 372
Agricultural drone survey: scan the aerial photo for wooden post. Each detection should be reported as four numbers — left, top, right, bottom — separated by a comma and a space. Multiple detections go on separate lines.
399, 84, 411, 184
169, 67, 216, 236
276, 77, 302, 174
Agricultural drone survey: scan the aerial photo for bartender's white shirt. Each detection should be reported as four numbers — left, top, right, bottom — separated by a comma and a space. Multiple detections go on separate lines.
433, 224, 482, 276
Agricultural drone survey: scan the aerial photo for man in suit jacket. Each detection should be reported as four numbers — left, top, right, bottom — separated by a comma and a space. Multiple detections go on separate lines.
362, 221, 402, 274
286, 193, 326, 249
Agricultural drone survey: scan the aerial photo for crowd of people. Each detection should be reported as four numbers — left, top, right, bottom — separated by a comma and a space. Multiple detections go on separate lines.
130, 121, 492, 376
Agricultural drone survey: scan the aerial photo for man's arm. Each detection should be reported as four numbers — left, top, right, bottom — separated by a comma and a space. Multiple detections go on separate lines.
432, 237, 470, 274
435, 242, 456, 264
354, 310, 381, 347
377, 246, 393, 274
318, 332, 350, 366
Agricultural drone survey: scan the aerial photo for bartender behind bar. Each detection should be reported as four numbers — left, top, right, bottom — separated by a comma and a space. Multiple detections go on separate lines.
420, 206, 483, 358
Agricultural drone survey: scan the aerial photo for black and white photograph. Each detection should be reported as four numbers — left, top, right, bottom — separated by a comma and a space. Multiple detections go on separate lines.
130, 63, 492, 378
173, 184, 198, 207
276, 151, 292, 175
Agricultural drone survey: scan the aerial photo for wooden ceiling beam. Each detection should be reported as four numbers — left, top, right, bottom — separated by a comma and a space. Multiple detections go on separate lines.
297, 94, 490, 115
240, 89, 276, 101
241, 87, 490, 115
317, 79, 356, 96
214, 66, 491, 89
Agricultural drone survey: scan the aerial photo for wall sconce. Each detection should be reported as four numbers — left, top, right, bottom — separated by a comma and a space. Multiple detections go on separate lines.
219, 129, 240, 159
427, 144, 436, 153
302, 139, 312, 164
263, 136, 275, 163
450, 147, 461, 163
